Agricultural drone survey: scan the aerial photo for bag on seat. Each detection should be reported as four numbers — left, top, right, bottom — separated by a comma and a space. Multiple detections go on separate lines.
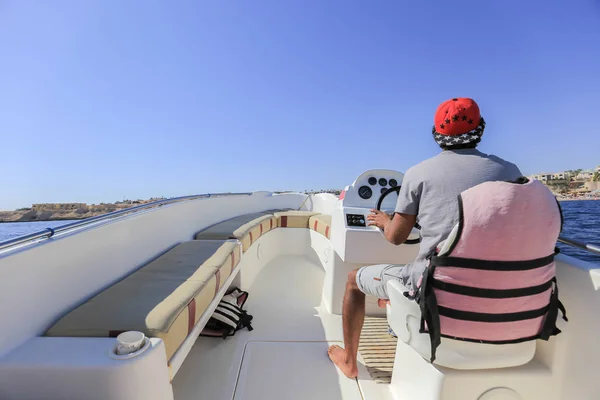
407, 177, 568, 363
200, 288, 254, 339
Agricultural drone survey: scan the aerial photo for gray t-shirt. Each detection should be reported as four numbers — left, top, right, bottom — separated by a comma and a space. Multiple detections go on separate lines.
395, 148, 522, 288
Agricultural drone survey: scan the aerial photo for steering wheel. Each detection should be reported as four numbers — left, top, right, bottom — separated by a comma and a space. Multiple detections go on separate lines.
376, 186, 421, 245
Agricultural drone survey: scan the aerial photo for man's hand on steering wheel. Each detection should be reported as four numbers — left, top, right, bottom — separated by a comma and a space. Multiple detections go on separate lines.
367, 209, 392, 230
374, 185, 421, 245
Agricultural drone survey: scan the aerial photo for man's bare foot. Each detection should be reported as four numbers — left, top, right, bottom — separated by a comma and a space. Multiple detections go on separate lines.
377, 299, 390, 308
328, 345, 358, 378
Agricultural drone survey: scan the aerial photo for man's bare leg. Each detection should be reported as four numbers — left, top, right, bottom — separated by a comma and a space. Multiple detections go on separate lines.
328, 269, 364, 378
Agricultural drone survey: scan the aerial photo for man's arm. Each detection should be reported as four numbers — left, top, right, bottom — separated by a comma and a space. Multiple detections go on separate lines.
371, 167, 421, 244
384, 212, 416, 245
367, 210, 416, 245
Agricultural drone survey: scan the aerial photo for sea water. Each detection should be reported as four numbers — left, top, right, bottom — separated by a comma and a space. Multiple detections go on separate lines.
556, 200, 600, 265
0, 220, 77, 242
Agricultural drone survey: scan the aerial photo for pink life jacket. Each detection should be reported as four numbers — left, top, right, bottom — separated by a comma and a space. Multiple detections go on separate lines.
411, 177, 568, 363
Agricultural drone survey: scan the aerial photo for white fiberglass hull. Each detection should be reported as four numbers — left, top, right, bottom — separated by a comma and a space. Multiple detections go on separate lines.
0, 174, 597, 400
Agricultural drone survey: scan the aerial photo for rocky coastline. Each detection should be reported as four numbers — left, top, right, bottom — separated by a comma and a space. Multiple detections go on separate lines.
0, 208, 116, 223
0, 200, 163, 223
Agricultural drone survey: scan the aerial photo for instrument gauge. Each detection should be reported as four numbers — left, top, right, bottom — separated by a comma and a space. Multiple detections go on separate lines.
358, 185, 373, 199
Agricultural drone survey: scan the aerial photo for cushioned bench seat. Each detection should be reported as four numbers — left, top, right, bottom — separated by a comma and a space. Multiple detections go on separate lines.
194, 211, 275, 240
274, 211, 319, 228
194, 209, 325, 255
46, 240, 241, 360
309, 214, 332, 239
233, 214, 278, 252
194, 211, 281, 252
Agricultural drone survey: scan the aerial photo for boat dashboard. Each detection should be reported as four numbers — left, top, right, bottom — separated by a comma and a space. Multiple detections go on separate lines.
340, 169, 403, 213
330, 169, 420, 265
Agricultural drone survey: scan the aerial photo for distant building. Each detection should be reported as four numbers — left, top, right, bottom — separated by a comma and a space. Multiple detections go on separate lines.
32, 203, 87, 211
552, 172, 570, 181
576, 170, 594, 180
529, 173, 553, 182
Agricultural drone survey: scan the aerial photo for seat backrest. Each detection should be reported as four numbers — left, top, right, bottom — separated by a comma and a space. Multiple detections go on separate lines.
414, 178, 566, 364
387, 279, 537, 370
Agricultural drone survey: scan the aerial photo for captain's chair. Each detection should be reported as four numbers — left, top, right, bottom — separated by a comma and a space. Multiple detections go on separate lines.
383, 179, 568, 400
386, 225, 538, 370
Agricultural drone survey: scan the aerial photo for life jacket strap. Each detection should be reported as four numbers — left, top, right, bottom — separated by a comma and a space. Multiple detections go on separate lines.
429, 254, 556, 271
417, 264, 442, 363
431, 278, 554, 298
539, 277, 568, 340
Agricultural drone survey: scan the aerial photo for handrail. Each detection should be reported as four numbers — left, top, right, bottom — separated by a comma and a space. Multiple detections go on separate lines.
0, 192, 252, 252
558, 236, 600, 256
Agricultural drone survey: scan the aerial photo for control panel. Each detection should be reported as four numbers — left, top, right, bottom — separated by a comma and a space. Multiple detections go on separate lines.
331, 206, 420, 265
346, 213, 366, 227
340, 169, 406, 211
328, 169, 421, 266
323, 168, 421, 316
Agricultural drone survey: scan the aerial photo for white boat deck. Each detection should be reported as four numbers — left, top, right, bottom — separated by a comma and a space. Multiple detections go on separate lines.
172, 254, 390, 400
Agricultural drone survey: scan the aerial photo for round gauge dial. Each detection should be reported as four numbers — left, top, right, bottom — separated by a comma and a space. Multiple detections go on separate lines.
389, 178, 398, 187
378, 178, 388, 186
368, 177, 377, 185
380, 187, 388, 194
358, 185, 373, 199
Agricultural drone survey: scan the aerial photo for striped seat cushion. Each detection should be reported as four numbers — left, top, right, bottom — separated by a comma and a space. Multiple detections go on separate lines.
309, 214, 332, 239
233, 214, 278, 252
45, 240, 241, 361
274, 211, 319, 228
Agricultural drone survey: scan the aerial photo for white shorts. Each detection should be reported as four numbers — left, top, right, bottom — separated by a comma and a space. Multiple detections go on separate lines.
355, 264, 408, 299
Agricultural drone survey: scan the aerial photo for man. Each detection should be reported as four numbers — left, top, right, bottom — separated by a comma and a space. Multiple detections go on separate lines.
328, 97, 523, 378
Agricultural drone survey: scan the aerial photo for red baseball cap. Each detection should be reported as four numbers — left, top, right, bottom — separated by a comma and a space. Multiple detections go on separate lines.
434, 98, 481, 136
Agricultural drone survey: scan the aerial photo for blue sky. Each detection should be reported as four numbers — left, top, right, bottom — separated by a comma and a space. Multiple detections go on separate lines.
1, 0, 599, 210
